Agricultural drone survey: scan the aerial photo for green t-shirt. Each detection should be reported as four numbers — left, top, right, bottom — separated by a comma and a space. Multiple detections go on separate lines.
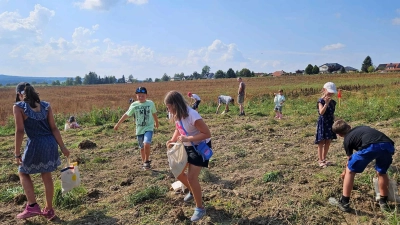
125, 100, 157, 135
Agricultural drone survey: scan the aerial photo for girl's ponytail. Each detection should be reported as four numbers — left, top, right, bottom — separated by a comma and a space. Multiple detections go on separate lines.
23, 85, 40, 108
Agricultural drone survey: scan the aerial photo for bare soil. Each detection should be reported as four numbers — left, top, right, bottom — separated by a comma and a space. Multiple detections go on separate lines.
1, 114, 399, 225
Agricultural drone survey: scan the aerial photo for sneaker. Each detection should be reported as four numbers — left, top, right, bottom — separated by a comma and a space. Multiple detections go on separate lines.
184, 192, 194, 202
41, 208, 56, 221
142, 161, 151, 170
379, 202, 390, 212
191, 207, 206, 222
17, 204, 41, 219
337, 198, 351, 212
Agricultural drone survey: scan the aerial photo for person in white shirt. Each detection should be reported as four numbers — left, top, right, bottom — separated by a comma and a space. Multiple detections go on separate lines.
216, 95, 234, 114
188, 92, 201, 112
273, 89, 286, 119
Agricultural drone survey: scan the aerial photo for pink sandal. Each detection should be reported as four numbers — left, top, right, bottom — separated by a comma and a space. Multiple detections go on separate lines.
319, 161, 327, 168
323, 159, 333, 166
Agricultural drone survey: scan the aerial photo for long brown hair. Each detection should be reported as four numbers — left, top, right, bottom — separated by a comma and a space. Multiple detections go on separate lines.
23, 85, 41, 108
164, 91, 189, 121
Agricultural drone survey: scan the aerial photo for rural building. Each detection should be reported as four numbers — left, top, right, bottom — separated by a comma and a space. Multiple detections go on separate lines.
376, 63, 400, 72
272, 70, 286, 77
344, 66, 358, 73
295, 70, 305, 74
319, 63, 344, 73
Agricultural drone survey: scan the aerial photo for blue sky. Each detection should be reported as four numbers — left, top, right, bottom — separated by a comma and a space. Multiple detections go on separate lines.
0, 0, 399, 80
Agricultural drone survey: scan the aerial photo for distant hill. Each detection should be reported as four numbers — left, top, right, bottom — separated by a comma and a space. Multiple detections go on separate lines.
0, 74, 71, 86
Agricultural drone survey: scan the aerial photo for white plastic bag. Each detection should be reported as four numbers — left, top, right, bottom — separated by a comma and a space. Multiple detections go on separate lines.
61, 159, 81, 194
373, 177, 400, 202
171, 180, 186, 193
64, 123, 70, 131
167, 142, 187, 178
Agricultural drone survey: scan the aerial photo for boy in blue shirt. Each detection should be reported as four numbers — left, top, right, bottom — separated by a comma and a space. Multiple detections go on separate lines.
114, 87, 159, 170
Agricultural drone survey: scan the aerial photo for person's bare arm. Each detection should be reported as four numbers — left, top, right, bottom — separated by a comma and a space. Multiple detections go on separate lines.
114, 114, 129, 130
166, 129, 180, 148
48, 106, 70, 157
13, 106, 25, 165
153, 113, 159, 129
178, 119, 211, 142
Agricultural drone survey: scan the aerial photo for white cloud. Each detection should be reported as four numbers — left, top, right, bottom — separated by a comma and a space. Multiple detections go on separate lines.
0, 4, 55, 42
185, 39, 247, 66
75, 0, 147, 11
321, 43, 345, 51
392, 18, 400, 25
74, 0, 121, 11
127, 0, 148, 5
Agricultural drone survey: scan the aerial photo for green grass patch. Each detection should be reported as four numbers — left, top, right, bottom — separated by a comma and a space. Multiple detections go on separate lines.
92, 157, 109, 163
126, 186, 167, 206
53, 182, 88, 209
263, 171, 281, 183
0, 186, 24, 203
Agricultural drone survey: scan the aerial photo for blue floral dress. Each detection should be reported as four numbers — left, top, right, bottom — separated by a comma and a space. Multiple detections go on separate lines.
15, 101, 61, 174
315, 98, 337, 144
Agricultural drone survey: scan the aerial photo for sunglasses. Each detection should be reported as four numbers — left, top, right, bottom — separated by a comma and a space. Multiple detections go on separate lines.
136, 88, 147, 94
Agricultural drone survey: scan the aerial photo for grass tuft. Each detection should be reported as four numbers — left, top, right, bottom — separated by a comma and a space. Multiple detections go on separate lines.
263, 171, 281, 183
127, 186, 167, 206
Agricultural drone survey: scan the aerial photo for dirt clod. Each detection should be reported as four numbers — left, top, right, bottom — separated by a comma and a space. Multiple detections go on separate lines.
13, 194, 26, 205
7, 174, 19, 182
120, 178, 133, 186
78, 140, 97, 149
87, 189, 101, 198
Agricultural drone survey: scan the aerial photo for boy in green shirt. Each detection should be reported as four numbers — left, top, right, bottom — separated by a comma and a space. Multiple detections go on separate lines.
114, 87, 159, 170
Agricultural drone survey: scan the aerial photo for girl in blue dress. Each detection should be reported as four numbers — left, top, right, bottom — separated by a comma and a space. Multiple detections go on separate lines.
315, 82, 337, 168
13, 82, 70, 220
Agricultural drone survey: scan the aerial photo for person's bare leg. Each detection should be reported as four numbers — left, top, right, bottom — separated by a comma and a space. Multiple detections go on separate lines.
140, 148, 145, 163
187, 164, 203, 208
343, 168, 355, 197
323, 139, 332, 161
19, 173, 36, 205
377, 172, 389, 197
143, 143, 151, 162
41, 172, 54, 209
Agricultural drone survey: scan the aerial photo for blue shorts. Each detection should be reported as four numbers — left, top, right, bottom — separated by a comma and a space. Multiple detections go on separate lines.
137, 131, 153, 149
347, 142, 395, 174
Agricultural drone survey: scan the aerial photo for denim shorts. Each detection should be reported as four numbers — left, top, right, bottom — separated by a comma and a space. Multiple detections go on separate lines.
347, 142, 395, 174
274, 105, 283, 112
137, 131, 153, 149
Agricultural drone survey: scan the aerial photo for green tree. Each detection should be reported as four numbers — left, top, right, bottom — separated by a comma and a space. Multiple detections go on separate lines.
201, 65, 210, 77
239, 68, 251, 77
83, 71, 99, 84
161, 73, 170, 81
214, 70, 225, 79
367, 65, 375, 73
192, 71, 201, 79
74, 76, 82, 85
361, 56, 373, 73
312, 65, 320, 74
65, 78, 74, 86
305, 64, 313, 74
340, 67, 346, 73
235, 70, 240, 77
226, 68, 236, 78
51, 80, 61, 86
154, 78, 161, 82
128, 75, 134, 82
144, 78, 153, 82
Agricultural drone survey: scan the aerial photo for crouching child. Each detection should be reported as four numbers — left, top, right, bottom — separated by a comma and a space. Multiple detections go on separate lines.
332, 119, 395, 212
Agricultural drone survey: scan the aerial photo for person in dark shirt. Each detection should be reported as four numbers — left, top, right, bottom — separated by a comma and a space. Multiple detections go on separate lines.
332, 119, 395, 212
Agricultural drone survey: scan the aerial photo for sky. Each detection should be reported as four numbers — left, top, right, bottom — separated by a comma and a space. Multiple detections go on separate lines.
0, 0, 399, 80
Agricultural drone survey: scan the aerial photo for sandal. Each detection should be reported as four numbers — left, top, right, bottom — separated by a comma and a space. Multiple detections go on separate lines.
323, 159, 333, 166
319, 161, 327, 168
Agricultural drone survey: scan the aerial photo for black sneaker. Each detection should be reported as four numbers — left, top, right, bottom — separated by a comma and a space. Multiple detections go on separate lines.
338, 198, 351, 212
142, 161, 151, 170
379, 202, 390, 212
